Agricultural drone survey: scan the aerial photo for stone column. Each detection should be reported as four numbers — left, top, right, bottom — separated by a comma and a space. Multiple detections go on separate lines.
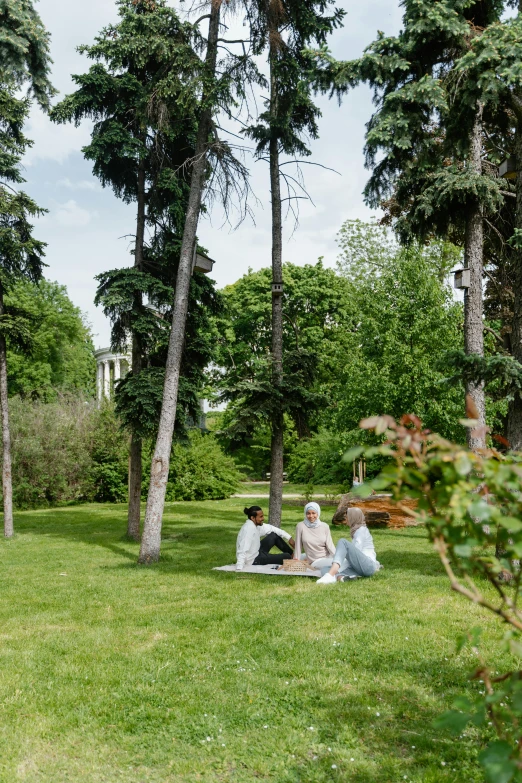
103, 360, 110, 399
96, 362, 103, 402
114, 357, 121, 383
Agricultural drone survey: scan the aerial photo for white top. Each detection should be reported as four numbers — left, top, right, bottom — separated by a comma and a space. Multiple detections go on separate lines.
353, 526, 378, 562
236, 520, 292, 570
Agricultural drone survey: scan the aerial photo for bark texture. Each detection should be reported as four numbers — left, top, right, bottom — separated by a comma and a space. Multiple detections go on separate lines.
0, 287, 13, 537
507, 103, 522, 450
464, 108, 486, 451
139, 0, 222, 563
127, 156, 146, 540
268, 60, 284, 527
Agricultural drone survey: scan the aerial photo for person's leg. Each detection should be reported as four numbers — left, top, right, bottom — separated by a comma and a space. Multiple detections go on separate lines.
253, 551, 289, 566
317, 539, 377, 583
254, 532, 292, 566
338, 542, 378, 578
311, 557, 333, 572
324, 538, 350, 578
258, 531, 293, 556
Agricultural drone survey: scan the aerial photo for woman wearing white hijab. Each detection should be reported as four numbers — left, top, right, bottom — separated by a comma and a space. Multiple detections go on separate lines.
293, 502, 336, 571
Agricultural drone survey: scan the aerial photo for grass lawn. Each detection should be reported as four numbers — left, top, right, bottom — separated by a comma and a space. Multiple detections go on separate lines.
238, 483, 343, 497
0, 498, 510, 782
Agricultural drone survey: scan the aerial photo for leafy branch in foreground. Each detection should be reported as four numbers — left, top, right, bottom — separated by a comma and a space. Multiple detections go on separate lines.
349, 411, 522, 782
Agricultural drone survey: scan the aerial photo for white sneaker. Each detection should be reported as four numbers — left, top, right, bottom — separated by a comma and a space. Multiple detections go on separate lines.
316, 573, 336, 585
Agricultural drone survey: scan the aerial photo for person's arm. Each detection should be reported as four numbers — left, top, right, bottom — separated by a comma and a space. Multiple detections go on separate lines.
293, 524, 302, 559
352, 528, 364, 552
326, 527, 336, 557
236, 525, 254, 571
263, 523, 292, 541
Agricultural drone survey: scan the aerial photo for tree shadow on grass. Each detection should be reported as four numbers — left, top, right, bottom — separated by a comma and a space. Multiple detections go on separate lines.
13, 503, 440, 578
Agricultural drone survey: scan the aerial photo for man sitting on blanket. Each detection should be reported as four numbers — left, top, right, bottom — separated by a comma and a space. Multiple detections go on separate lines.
236, 505, 295, 571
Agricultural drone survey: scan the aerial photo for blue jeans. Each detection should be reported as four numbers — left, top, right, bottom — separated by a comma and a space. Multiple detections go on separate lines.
321, 538, 379, 578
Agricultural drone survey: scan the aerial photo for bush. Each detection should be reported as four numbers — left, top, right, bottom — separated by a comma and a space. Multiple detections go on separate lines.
9, 395, 97, 507
8, 396, 129, 508
88, 404, 129, 503
286, 430, 348, 485
358, 413, 522, 783
142, 430, 241, 501
5, 396, 239, 509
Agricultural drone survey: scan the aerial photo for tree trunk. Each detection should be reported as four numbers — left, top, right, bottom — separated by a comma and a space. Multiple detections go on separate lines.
0, 286, 14, 537
268, 61, 284, 528
507, 102, 522, 450
138, 0, 222, 563
464, 107, 486, 451
127, 155, 146, 540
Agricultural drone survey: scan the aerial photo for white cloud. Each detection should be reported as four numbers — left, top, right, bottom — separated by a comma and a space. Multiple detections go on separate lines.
57, 177, 98, 191
24, 108, 92, 165
55, 200, 96, 227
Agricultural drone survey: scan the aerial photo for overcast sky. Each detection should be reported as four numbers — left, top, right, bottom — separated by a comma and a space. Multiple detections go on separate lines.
25, 0, 403, 349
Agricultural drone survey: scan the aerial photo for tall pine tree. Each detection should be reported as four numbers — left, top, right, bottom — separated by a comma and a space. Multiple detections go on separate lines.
51, 0, 199, 539
244, 0, 343, 524
0, 0, 54, 536
313, 0, 504, 449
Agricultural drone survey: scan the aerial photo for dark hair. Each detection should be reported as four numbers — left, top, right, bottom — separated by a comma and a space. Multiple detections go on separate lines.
244, 505, 262, 520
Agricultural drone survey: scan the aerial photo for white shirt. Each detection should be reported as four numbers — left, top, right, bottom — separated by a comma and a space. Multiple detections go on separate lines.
236, 520, 292, 570
353, 526, 378, 562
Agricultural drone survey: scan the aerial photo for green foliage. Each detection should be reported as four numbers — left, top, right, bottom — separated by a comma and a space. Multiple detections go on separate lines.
312, 0, 504, 244
217, 224, 469, 480
6, 396, 239, 508
244, 0, 344, 159
0, 0, 55, 110
0, 80, 47, 347
0, 87, 46, 290
6, 396, 125, 508
142, 430, 241, 501
5, 278, 95, 400
285, 428, 349, 485
50, 0, 198, 211
445, 351, 522, 402
112, 270, 222, 438
334, 225, 465, 442
54, 0, 225, 442
88, 403, 129, 503
215, 261, 353, 446
359, 412, 522, 782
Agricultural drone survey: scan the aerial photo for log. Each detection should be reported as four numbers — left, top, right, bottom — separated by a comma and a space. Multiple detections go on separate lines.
332, 493, 417, 529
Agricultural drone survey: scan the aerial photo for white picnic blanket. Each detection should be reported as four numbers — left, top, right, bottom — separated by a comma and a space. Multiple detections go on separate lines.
213, 563, 320, 578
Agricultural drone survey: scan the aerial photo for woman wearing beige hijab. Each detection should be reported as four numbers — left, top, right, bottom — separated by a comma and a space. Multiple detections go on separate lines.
316, 508, 380, 584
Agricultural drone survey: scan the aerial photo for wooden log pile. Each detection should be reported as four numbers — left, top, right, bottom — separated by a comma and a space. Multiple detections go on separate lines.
332, 494, 418, 529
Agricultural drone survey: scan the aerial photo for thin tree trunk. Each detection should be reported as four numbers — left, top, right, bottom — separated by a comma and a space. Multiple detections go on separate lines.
0, 286, 13, 537
268, 61, 284, 528
464, 106, 486, 451
507, 100, 522, 450
127, 156, 146, 540
139, 0, 222, 563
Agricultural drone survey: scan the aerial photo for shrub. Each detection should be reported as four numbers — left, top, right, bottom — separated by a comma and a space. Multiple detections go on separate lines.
5, 397, 239, 509
142, 430, 241, 501
356, 412, 522, 783
9, 395, 96, 507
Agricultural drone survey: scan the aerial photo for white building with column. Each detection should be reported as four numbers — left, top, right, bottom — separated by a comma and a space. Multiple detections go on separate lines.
94, 251, 216, 409
94, 348, 130, 403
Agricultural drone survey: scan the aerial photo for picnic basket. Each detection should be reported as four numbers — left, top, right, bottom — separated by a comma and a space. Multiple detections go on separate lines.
280, 559, 309, 573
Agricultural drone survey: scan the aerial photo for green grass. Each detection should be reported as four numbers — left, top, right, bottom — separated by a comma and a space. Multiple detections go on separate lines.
238, 482, 343, 496
0, 498, 509, 782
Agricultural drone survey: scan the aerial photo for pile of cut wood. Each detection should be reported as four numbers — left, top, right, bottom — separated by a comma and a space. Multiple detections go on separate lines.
332, 494, 417, 529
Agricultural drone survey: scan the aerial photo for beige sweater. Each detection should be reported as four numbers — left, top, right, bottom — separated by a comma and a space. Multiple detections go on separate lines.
295, 521, 335, 564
